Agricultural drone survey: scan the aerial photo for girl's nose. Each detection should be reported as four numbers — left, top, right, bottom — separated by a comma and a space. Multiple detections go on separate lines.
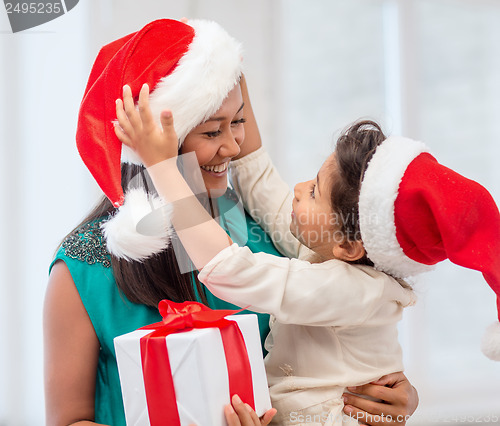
294, 182, 304, 200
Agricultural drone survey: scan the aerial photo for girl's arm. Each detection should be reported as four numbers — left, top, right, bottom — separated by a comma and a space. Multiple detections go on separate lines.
44, 261, 107, 426
115, 84, 232, 271
114, 85, 403, 326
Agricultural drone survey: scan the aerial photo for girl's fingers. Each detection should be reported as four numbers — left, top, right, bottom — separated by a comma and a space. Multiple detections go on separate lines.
122, 85, 142, 129
115, 99, 135, 137
137, 84, 156, 129
160, 110, 178, 146
113, 122, 131, 146
160, 109, 173, 129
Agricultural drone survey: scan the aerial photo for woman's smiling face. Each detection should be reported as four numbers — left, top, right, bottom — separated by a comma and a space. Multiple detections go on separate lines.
180, 84, 245, 197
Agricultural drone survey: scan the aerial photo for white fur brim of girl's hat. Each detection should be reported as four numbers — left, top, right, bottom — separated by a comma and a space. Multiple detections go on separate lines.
358, 135, 500, 361
76, 19, 242, 261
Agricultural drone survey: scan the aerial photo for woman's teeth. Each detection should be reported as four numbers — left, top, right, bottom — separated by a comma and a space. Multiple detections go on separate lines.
201, 162, 228, 173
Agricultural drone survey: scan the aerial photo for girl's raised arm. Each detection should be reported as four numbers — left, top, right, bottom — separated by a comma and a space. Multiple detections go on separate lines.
115, 84, 233, 270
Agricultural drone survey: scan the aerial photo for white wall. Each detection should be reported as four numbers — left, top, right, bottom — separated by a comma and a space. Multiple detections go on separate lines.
0, 1, 499, 424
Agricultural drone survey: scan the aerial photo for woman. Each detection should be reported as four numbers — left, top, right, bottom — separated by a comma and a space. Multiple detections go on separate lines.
44, 18, 418, 426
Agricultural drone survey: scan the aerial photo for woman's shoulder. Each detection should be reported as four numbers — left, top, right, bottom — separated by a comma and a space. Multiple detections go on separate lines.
55, 218, 111, 269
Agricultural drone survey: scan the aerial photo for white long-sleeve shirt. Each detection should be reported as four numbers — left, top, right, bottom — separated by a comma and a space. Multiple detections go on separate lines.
198, 148, 416, 425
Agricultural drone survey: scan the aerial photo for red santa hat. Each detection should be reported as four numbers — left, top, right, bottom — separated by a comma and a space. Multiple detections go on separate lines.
76, 19, 242, 260
358, 136, 500, 361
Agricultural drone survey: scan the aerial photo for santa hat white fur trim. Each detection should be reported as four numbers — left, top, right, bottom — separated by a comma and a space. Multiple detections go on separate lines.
101, 188, 173, 261
481, 322, 500, 361
122, 19, 243, 165
121, 144, 144, 165
359, 136, 434, 278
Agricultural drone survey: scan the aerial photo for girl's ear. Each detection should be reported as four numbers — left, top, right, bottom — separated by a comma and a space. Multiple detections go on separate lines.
332, 239, 366, 262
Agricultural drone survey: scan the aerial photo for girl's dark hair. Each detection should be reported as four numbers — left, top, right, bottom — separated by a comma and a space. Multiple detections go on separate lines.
331, 120, 386, 266
62, 163, 208, 307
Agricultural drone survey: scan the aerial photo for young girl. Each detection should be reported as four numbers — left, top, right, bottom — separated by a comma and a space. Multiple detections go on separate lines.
116, 79, 500, 424
114, 85, 418, 425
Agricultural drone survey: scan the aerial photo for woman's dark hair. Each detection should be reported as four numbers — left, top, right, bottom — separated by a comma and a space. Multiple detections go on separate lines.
61, 163, 208, 307
330, 120, 386, 266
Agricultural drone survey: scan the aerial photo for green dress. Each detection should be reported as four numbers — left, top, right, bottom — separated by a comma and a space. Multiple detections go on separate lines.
50, 196, 281, 426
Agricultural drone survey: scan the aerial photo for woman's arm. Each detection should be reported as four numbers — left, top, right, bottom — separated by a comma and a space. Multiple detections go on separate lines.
44, 261, 106, 426
230, 75, 312, 259
115, 84, 233, 270
232, 74, 262, 160
342, 372, 419, 426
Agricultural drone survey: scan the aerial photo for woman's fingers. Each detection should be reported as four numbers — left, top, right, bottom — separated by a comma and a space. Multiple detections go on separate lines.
232, 395, 255, 424
225, 403, 242, 426
343, 393, 384, 412
246, 403, 262, 424
370, 372, 404, 387
343, 383, 414, 425
260, 408, 277, 425
347, 383, 392, 403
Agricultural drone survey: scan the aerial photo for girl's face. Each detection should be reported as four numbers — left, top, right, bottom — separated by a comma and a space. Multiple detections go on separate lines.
290, 153, 343, 260
180, 84, 245, 197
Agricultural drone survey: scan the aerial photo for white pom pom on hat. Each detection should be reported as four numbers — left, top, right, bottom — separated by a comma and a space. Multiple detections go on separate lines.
101, 188, 173, 262
481, 322, 500, 361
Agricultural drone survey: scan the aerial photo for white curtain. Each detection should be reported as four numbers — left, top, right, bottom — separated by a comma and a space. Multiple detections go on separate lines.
0, 1, 498, 424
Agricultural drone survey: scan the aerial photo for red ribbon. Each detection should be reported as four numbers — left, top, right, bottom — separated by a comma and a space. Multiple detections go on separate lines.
139, 300, 255, 425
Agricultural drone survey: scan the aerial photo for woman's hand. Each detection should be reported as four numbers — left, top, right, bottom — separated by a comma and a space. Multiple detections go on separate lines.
342, 372, 418, 426
224, 395, 277, 426
114, 83, 179, 167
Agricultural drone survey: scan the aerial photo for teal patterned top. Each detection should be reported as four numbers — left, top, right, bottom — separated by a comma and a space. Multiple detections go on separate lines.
50, 195, 282, 426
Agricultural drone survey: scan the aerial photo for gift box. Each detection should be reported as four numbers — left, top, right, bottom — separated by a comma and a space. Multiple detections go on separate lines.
114, 300, 272, 425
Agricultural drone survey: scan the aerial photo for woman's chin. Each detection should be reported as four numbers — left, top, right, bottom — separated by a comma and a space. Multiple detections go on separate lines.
206, 186, 228, 198
201, 169, 228, 198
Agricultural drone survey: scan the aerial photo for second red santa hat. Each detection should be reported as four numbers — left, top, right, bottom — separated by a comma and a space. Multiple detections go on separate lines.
358, 136, 500, 361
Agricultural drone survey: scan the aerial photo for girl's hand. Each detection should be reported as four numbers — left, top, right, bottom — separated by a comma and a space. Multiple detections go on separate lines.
224, 394, 277, 426
114, 83, 179, 167
342, 372, 418, 426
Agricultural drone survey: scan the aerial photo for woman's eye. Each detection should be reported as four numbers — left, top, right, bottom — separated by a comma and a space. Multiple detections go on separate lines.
310, 184, 316, 199
231, 118, 247, 126
204, 130, 222, 138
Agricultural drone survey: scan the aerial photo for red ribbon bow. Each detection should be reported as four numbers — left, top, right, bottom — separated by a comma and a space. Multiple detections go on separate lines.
139, 300, 255, 425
